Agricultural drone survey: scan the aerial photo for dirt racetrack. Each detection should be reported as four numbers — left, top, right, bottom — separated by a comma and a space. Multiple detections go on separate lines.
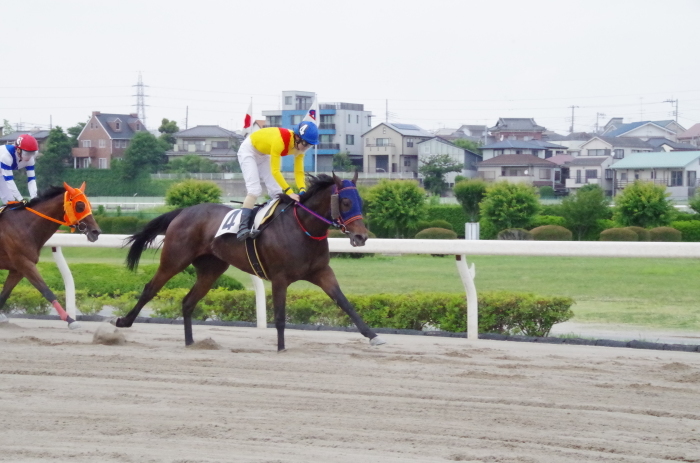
1, 319, 699, 463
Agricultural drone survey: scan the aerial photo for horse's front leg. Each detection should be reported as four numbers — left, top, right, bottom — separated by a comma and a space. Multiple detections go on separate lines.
309, 266, 386, 346
17, 262, 80, 329
0, 270, 23, 323
271, 281, 288, 351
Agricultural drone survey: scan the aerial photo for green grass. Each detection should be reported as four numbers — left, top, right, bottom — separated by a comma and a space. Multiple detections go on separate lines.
38, 248, 700, 331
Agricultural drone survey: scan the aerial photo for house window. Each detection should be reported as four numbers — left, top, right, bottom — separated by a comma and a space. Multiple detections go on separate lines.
508, 169, 518, 176
494, 149, 504, 156
620, 172, 628, 181
650, 171, 656, 179
365, 137, 370, 146
540, 169, 551, 179
382, 127, 386, 134
136, 123, 141, 130
211, 141, 229, 149
346, 134, 354, 145
98, 139, 106, 148
284, 96, 292, 105
576, 170, 582, 183
605, 169, 613, 179
544, 150, 552, 158
613, 149, 624, 159
267, 116, 281, 127
671, 171, 683, 186
348, 114, 351, 123
98, 158, 107, 169
404, 159, 411, 167
406, 138, 414, 148
515, 150, 523, 154
356, 115, 359, 124
585, 170, 598, 180
376, 138, 390, 146
82, 140, 91, 148
81, 158, 91, 168
291, 115, 303, 125
587, 149, 607, 156
115, 121, 121, 130
319, 134, 333, 143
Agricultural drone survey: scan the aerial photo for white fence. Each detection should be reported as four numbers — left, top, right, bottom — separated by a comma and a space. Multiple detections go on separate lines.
44, 234, 700, 340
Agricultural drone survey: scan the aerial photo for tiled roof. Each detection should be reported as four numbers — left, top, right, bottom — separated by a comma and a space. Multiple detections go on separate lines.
175, 125, 241, 139
0, 130, 51, 142
482, 139, 566, 149
678, 123, 700, 139
363, 122, 433, 138
95, 113, 144, 139
547, 154, 575, 165
603, 121, 676, 137
588, 136, 653, 149
489, 118, 546, 132
610, 151, 700, 169
645, 138, 697, 151
568, 157, 609, 166
478, 154, 557, 167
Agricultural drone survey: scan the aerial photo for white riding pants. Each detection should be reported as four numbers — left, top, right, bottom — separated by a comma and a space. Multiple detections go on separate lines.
238, 137, 283, 199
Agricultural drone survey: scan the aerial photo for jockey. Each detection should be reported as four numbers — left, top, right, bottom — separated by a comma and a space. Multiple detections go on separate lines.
0, 134, 39, 205
236, 121, 319, 240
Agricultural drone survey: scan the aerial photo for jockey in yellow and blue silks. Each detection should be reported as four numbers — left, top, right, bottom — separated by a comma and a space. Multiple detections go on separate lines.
236, 121, 319, 241
0, 134, 39, 205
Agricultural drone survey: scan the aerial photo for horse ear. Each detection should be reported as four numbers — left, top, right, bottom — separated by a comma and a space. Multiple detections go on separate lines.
79, 182, 86, 192
63, 182, 76, 195
352, 170, 358, 185
332, 171, 343, 190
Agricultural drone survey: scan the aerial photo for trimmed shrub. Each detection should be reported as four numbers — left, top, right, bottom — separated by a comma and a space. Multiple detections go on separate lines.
538, 186, 555, 198
624, 226, 651, 242
530, 225, 572, 241
425, 205, 468, 237
649, 226, 682, 242
497, 228, 534, 240
415, 228, 458, 239
3, 286, 54, 315
670, 221, 700, 242
531, 215, 567, 228
540, 204, 565, 217
479, 218, 498, 240
670, 212, 699, 222
599, 228, 638, 241
166, 179, 222, 208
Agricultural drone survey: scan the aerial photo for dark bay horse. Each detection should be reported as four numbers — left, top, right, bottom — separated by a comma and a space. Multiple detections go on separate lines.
114, 173, 386, 350
0, 183, 101, 328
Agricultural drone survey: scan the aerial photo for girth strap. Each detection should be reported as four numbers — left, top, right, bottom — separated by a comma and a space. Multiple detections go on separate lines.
245, 237, 269, 281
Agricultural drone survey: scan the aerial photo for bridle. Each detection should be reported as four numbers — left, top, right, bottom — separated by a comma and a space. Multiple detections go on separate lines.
293, 182, 364, 240
9, 183, 93, 233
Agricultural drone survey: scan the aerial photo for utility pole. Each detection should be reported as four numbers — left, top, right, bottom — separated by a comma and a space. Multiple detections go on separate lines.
132, 72, 149, 128
568, 105, 579, 133
385, 99, 388, 124
595, 112, 606, 134
664, 98, 679, 123
185, 106, 189, 129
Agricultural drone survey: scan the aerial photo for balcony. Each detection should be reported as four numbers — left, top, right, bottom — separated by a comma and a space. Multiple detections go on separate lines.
319, 123, 336, 130
72, 147, 96, 158
566, 178, 600, 188
317, 143, 340, 150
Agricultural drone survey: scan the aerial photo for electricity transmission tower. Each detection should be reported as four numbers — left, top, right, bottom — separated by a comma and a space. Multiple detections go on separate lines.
133, 72, 149, 128
664, 98, 679, 123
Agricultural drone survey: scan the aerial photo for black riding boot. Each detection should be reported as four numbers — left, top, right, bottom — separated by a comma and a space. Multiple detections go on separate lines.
236, 208, 253, 241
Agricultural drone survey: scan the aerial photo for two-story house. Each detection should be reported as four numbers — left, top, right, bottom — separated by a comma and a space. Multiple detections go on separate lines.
166, 125, 243, 164
71, 111, 147, 169
601, 118, 686, 142
610, 151, 700, 200
578, 136, 652, 160
481, 139, 567, 160
678, 123, 700, 148
477, 154, 559, 188
362, 123, 433, 175
417, 137, 482, 184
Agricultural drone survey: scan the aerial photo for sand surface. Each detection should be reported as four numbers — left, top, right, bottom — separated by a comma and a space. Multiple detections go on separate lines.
1, 319, 699, 463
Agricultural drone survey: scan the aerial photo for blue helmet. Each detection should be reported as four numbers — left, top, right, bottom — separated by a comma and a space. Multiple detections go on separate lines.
296, 121, 319, 145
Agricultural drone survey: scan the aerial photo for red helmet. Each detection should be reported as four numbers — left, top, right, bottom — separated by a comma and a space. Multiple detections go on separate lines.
16, 134, 39, 152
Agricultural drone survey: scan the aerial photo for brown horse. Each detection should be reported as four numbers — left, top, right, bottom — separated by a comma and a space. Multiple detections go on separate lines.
114, 173, 386, 350
0, 183, 101, 328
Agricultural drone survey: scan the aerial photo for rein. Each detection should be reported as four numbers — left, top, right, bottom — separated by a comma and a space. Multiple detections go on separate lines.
292, 184, 363, 239
8, 189, 93, 233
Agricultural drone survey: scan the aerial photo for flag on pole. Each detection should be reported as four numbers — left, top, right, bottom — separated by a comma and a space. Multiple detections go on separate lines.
243, 99, 253, 135
303, 96, 319, 127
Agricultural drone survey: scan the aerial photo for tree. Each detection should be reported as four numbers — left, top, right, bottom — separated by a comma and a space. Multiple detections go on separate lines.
689, 193, 700, 215
35, 127, 73, 189
163, 155, 221, 174
366, 180, 426, 238
613, 180, 674, 227
67, 122, 86, 147
453, 179, 487, 222
3, 119, 13, 136
560, 184, 610, 240
119, 132, 167, 180
165, 180, 222, 208
452, 139, 482, 153
332, 151, 354, 172
480, 182, 540, 232
418, 154, 462, 196
158, 118, 180, 146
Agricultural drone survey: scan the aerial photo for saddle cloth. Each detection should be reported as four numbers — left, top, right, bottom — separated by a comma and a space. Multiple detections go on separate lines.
215, 199, 280, 238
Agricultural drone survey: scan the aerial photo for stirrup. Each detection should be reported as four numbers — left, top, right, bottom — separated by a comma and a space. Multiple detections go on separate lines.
237, 228, 251, 241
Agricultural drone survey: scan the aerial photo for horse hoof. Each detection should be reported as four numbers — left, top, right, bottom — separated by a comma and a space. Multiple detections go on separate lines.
109, 317, 119, 327
277, 348, 287, 353
68, 321, 82, 330
370, 336, 386, 346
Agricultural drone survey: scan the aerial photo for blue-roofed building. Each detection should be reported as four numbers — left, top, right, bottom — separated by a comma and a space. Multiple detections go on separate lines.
262, 90, 373, 172
601, 118, 685, 141
361, 122, 434, 175
610, 151, 700, 199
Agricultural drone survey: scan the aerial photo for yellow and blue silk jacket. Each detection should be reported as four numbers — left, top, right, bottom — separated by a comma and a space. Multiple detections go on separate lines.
249, 127, 306, 193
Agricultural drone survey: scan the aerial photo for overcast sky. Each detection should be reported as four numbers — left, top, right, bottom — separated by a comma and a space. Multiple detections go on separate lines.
5, 0, 700, 136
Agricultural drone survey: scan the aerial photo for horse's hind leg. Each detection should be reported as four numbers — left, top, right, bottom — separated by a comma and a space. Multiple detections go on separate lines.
309, 266, 385, 346
115, 254, 191, 328
0, 270, 23, 323
181, 255, 229, 346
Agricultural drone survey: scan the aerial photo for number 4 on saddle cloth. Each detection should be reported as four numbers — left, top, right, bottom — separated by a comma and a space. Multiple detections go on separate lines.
215, 199, 280, 239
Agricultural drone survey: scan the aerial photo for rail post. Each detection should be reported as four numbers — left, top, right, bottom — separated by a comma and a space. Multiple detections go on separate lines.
51, 246, 77, 319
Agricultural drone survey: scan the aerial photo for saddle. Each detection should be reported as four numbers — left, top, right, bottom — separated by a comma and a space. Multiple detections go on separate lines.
215, 199, 281, 239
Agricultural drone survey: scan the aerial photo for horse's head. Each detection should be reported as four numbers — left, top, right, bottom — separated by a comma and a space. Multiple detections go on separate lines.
332, 172, 369, 247
63, 182, 101, 242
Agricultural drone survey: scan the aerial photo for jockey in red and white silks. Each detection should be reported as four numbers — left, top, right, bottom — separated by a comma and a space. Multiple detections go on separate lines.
0, 134, 39, 204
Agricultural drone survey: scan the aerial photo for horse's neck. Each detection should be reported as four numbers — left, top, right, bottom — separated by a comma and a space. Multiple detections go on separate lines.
297, 189, 332, 235
26, 197, 64, 244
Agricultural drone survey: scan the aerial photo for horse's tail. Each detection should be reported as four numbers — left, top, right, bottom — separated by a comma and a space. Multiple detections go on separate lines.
125, 208, 184, 271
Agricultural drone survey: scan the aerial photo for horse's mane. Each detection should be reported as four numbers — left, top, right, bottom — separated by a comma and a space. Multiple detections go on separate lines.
300, 174, 335, 204
25, 186, 65, 208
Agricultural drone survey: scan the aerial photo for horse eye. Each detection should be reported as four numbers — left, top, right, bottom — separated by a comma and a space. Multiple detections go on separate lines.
75, 201, 86, 213
341, 198, 352, 210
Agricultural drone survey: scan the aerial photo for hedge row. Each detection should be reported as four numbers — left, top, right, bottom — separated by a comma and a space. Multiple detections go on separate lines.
62, 170, 176, 196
